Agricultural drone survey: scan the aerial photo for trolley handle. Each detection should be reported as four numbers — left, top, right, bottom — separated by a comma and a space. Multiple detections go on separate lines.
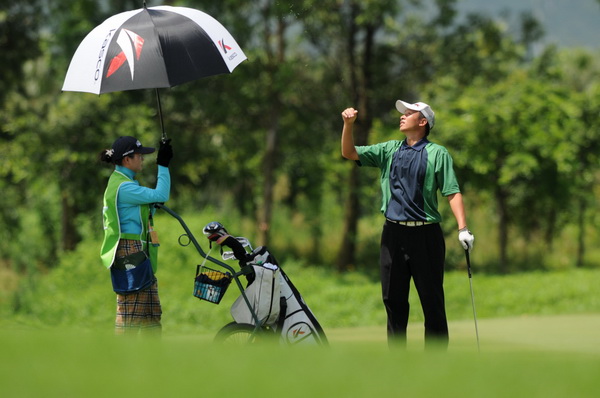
155, 203, 262, 326
154, 203, 235, 274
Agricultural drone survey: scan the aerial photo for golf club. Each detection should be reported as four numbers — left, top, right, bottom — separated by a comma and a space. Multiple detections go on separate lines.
465, 249, 481, 352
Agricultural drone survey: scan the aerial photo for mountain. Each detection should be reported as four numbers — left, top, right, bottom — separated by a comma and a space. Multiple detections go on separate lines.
455, 0, 600, 50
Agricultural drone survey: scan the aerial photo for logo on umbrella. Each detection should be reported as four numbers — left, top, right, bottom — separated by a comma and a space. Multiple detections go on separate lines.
218, 39, 232, 54
106, 29, 145, 80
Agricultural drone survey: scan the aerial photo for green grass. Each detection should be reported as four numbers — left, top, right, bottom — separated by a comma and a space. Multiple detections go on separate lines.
329, 314, 600, 354
5, 240, 600, 335
1, 314, 599, 397
2, 209, 600, 397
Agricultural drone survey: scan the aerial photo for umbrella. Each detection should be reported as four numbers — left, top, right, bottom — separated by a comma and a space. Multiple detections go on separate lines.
62, 3, 247, 140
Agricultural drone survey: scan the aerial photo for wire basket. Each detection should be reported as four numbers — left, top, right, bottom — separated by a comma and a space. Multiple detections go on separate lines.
193, 265, 232, 304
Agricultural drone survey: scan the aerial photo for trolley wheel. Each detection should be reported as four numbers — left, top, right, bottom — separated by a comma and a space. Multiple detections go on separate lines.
214, 322, 274, 345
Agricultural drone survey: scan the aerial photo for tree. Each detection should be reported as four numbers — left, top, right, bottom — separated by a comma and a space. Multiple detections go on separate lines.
439, 67, 586, 272
2, 0, 600, 275
298, 0, 406, 270
0, 1, 43, 105
168, 0, 329, 247
552, 48, 600, 267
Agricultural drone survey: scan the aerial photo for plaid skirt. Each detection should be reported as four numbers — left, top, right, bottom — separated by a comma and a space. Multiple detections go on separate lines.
114, 239, 162, 334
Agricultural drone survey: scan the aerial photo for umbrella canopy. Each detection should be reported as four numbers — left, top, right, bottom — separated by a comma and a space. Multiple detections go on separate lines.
62, 5, 247, 95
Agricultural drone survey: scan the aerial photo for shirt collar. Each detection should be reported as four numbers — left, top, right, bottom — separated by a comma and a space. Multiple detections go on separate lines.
401, 138, 429, 151
116, 165, 136, 180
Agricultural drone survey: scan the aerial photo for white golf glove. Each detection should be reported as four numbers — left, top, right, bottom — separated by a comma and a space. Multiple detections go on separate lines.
458, 227, 475, 252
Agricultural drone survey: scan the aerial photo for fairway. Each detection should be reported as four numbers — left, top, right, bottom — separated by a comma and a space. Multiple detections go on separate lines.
329, 313, 600, 354
2, 314, 598, 397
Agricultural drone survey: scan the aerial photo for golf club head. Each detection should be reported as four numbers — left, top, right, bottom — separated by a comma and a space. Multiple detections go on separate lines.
202, 221, 228, 239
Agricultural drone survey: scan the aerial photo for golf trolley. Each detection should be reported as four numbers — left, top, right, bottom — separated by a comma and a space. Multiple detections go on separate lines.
156, 204, 328, 346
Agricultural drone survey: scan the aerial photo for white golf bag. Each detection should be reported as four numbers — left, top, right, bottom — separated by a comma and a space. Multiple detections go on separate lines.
230, 246, 328, 345
276, 266, 328, 345
230, 262, 281, 326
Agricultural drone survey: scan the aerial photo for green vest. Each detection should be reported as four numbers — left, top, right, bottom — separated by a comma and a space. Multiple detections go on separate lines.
100, 171, 158, 272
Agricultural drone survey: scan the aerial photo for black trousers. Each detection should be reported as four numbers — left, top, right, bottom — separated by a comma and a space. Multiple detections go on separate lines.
380, 221, 448, 348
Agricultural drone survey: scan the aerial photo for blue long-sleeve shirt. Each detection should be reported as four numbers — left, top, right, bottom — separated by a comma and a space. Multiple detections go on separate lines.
115, 165, 171, 234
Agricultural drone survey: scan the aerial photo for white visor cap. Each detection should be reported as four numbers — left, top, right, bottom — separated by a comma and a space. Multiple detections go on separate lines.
395, 100, 435, 130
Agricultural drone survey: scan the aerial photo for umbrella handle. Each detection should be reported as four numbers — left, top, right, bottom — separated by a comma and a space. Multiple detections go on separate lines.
155, 88, 167, 142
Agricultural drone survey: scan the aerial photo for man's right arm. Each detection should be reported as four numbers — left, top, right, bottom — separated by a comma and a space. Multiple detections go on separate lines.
341, 108, 359, 160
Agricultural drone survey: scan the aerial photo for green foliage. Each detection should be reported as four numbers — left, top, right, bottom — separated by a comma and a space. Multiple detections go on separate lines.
4, 206, 600, 333
1, 0, 600, 275
427, 50, 600, 271
0, 1, 44, 104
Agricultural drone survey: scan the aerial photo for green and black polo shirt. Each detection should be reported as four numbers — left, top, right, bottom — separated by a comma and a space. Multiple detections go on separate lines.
356, 138, 460, 223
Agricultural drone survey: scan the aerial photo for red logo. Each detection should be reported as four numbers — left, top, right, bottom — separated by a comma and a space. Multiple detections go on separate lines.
218, 39, 232, 54
292, 328, 306, 338
106, 29, 145, 79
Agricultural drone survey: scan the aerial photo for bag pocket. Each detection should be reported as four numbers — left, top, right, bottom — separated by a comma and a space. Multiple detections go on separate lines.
113, 251, 148, 270
111, 252, 155, 294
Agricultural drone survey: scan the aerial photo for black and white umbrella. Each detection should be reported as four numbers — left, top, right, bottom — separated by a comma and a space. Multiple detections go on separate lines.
62, 4, 247, 139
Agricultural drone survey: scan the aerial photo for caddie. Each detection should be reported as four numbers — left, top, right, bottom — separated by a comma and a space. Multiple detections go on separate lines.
99, 136, 173, 334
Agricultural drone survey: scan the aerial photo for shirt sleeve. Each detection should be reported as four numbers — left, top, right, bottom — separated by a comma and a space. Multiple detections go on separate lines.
118, 166, 171, 205
435, 148, 461, 197
356, 142, 391, 168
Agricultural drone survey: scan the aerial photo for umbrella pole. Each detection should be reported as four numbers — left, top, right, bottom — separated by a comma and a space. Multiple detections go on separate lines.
155, 88, 167, 142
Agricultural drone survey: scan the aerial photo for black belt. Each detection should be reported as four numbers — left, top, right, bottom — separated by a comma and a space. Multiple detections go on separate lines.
386, 218, 432, 227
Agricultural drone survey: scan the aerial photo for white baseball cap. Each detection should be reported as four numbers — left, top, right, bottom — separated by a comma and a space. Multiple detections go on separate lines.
395, 100, 435, 130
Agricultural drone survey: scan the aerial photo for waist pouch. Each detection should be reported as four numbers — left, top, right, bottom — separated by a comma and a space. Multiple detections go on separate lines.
111, 251, 156, 295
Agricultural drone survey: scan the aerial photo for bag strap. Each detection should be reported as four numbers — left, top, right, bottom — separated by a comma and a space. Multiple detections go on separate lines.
146, 214, 151, 256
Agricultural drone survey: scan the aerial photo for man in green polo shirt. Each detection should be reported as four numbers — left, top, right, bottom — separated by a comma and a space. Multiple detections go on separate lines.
341, 100, 474, 349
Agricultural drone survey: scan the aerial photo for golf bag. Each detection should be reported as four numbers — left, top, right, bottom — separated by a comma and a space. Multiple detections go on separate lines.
230, 260, 281, 326
229, 244, 328, 345
276, 266, 328, 345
